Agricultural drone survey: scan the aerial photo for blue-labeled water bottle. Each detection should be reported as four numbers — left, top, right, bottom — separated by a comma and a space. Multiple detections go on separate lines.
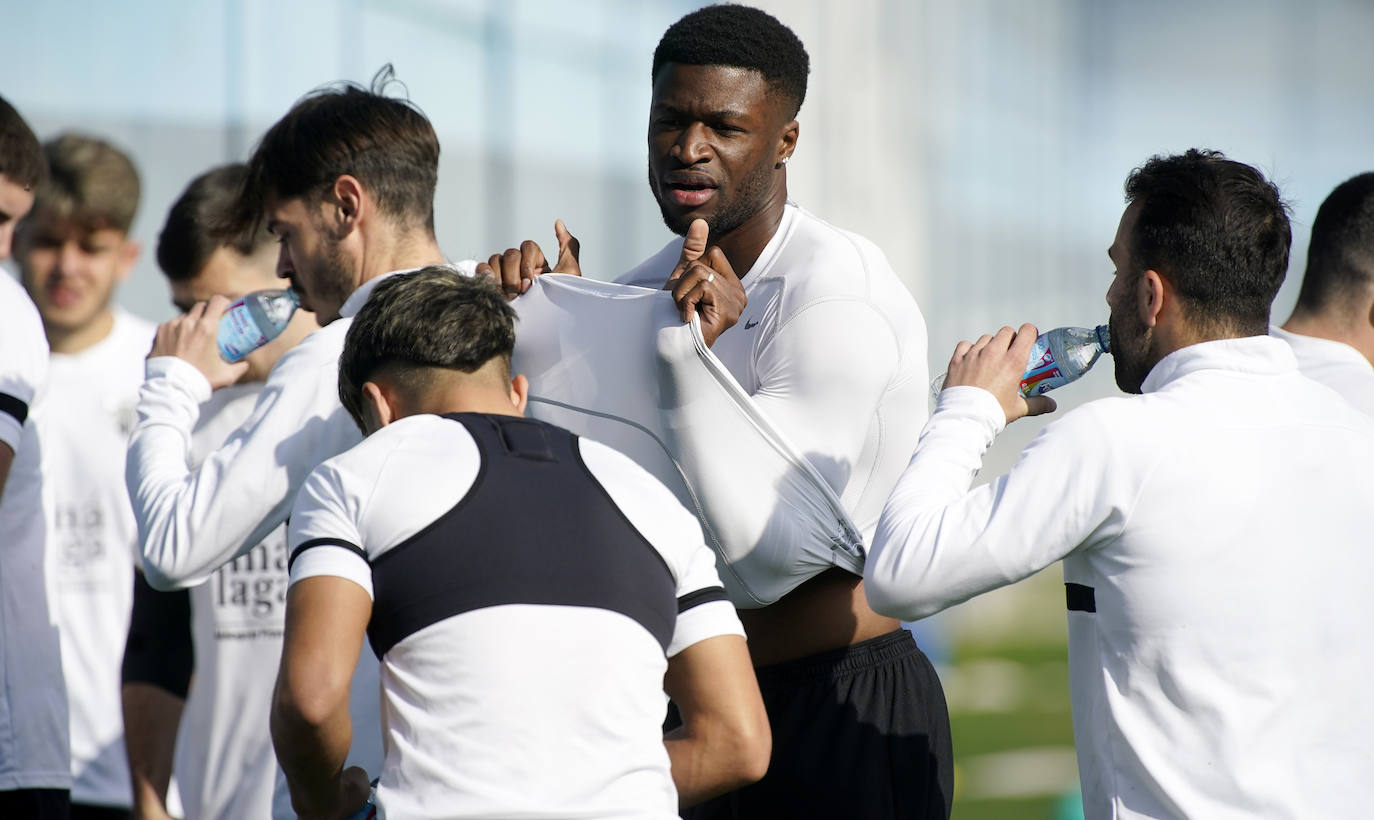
216, 289, 299, 362
930, 324, 1111, 398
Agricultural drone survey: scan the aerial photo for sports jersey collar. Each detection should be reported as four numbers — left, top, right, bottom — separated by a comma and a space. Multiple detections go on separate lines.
338, 269, 417, 319
1141, 335, 1298, 393
737, 201, 798, 290
1269, 325, 1374, 372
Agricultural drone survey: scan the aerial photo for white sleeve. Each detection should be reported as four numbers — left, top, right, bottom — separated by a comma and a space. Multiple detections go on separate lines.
286, 462, 373, 599
667, 542, 744, 658
126, 340, 360, 590
0, 285, 49, 452
865, 387, 1126, 621
748, 298, 899, 498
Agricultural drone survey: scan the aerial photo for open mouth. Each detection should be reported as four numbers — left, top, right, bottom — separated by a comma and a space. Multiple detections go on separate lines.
662, 173, 718, 208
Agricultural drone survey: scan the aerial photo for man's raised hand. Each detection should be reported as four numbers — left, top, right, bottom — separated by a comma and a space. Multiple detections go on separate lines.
664, 219, 746, 347
148, 296, 249, 390
478, 219, 581, 300
944, 324, 1057, 424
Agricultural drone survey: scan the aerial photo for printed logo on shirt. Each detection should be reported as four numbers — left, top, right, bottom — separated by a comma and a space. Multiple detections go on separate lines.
744, 318, 761, 329
53, 502, 114, 585
213, 535, 289, 640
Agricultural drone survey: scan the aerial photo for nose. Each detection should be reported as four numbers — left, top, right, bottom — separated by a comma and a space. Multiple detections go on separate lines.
276, 243, 293, 279
671, 122, 710, 165
56, 240, 84, 275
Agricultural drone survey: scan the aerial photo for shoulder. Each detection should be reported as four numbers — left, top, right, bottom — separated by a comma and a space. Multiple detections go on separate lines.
270, 319, 350, 377
323, 414, 473, 481
0, 274, 45, 338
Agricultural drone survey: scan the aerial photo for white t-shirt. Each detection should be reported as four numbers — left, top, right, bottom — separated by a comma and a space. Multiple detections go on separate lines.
1270, 325, 1374, 415
171, 382, 284, 820
39, 308, 154, 807
867, 336, 1374, 819
288, 413, 744, 820
619, 203, 929, 578
0, 272, 70, 792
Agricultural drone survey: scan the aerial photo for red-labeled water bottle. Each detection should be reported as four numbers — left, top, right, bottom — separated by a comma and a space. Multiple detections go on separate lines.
931, 325, 1111, 398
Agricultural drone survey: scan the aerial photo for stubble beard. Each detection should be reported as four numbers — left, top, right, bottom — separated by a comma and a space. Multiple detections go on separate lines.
1109, 310, 1153, 394
651, 157, 775, 239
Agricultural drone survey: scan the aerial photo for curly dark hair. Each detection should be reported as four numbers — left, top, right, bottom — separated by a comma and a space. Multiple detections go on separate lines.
1124, 148, 1291, 335
338, 267, 516, 431
652, 4, 810, 118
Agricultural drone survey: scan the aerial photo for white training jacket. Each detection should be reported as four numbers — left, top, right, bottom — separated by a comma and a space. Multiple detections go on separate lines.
867, 336, 1374, 819
1270, 325, 1374, 415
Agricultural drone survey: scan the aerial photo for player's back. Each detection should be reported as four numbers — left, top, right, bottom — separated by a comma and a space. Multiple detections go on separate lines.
293, 413, 702, 819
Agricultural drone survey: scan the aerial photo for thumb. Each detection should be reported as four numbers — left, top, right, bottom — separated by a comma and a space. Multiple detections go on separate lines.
679, 219, 709, 266
553, 219, 581, 272
1022, 395, 1058, 418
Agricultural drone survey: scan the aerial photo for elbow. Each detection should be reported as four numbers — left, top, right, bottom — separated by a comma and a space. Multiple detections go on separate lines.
140, 557, 191, 592
272, 670, 348, 737
733, 714, 772, 787
863, 561, 936, 622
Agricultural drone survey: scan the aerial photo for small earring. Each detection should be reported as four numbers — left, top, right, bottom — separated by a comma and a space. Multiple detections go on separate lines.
775, 156, 791, 170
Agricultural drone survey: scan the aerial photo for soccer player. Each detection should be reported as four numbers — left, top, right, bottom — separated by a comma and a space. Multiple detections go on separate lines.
866, 149, 1374, 818
121, 164, 318, 820
481, 7, 947, 817
273, 267, 769, 819
16, 132, 154, 820
1271, 171, 1374, 413
0, 94, 71, 820
124, 66, 449, 819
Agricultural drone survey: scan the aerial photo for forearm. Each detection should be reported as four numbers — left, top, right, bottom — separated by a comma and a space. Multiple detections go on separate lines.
122, 684, 184, 820
271, 688, 354, 819
665, 724, 766, 807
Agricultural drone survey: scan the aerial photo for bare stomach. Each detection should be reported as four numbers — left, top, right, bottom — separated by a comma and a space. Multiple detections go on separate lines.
736, 567, 901, 667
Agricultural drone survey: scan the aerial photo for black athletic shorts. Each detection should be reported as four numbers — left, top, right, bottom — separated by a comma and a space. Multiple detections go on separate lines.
678, 628, 953, 820
0, 788, 71, 819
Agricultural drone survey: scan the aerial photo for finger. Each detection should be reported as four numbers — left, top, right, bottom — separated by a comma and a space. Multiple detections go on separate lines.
475, 261, 496, 281
518, 240, 548, 285
992, 325, 1017, 350
951, 339, 974, 361
1023, 395, 1058, 417
185, 301, 208, 323
969, 333, 995, 352
679, 219, 709, 266
702, 246, 736, 280
553, 219, 581, 273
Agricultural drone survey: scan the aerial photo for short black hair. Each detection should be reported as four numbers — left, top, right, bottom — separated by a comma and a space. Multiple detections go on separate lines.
1292, 172, 1374, 319
0, 95, 46, 190
653, 4, 810, 118
157, 164, 272, 282
225, 64, 438, 238
338, 267, 516, 431
1124, 148, 1291, 335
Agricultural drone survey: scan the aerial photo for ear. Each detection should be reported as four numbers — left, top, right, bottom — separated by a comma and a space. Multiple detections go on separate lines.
777, 119, 799, 166
116, 238, 142, 283
509, 373, 529, 416
327, 175, 366, 238
361, 380, 396, 434
1139, 269, 1167, 328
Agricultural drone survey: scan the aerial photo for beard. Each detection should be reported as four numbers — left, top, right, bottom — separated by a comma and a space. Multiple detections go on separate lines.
304, 238, 355, 323
651, 156, 775, 238
1108, 308, 1154, 394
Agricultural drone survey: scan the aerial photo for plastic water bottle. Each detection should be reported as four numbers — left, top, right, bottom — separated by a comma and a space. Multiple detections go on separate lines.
216, 289, 299, 362
930, 325, 1111, 398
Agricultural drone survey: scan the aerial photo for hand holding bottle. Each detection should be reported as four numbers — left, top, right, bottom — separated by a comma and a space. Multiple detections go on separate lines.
148, 295, 250, 390
942, 324, 1062, 425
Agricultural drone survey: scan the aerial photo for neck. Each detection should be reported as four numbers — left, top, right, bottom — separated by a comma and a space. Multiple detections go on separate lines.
1283, 310, 1374, 366
357, 227, 446, 289
713, 186, 788, 277
406, 386, 522, 419
47, 309, 115, 355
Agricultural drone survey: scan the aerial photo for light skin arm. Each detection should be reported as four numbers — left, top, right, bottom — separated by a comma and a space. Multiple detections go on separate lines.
663, 634, 771, 807
0, 442, 12, 500
122, 683, 184, 820
271, 576, 372, 820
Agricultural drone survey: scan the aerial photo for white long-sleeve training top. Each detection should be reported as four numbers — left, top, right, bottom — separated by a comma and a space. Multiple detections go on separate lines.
866, 336, 1374, 820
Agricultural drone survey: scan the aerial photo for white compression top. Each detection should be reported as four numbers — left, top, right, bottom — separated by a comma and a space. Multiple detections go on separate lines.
0, 272, 69, 792
288, 413, 743, 820
867, 336, 1374, 819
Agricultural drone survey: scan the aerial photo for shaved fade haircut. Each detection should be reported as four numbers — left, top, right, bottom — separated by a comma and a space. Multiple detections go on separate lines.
1293, 172, 1374, 320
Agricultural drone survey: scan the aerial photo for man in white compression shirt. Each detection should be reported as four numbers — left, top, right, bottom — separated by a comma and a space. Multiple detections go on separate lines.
480, 7, 948, 818
123, 67, 456, 819
866, 149, 1374, 819
0, 94, 71, 820
121, 164, 318, 820
1271, 171, 1374, 414
16, 132, 154, 819
274, 267, 770, 819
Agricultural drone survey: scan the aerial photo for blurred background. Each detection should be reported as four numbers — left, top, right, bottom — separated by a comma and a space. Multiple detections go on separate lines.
6, 0, 1373, 816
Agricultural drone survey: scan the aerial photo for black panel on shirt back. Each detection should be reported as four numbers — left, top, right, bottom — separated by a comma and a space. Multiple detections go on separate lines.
366, 413, 678, 659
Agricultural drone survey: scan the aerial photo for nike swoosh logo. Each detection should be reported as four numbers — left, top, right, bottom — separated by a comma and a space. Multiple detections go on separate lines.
744, 318, 760, 329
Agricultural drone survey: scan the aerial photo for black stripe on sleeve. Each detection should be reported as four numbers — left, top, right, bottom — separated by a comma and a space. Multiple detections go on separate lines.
677, 586, 729, 614
1066, 583, 1096, 613
288, 537, 367, 572
0, 392, 29, 426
